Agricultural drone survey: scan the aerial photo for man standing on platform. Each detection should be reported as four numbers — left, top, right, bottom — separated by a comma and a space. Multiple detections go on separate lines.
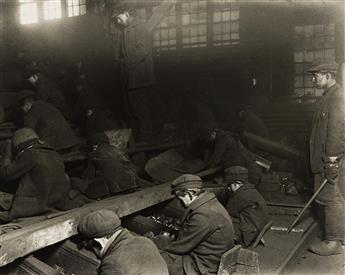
112, 4, 155, 141
307, 59, 345, 256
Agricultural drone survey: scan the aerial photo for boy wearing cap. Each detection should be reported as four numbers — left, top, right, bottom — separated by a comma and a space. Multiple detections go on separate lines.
78, 209, 169, 275
0, 128, 70, 223
307, 60, 345, 256
161, 174, 235, 275
224, 166, 269, 247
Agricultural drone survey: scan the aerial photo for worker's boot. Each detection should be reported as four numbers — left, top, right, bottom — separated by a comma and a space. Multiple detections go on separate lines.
309, 239, 342, 256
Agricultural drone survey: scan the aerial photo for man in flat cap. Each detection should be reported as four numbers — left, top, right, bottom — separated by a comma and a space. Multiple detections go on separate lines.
161, 174, 235, 275
224, 166, 269, 247
78, 209, 169, 275
307, 59, 345, 255
112, 3, 155, 141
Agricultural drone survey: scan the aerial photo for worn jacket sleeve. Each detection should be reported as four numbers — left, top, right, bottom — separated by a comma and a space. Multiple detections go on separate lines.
165, 212, 213, 255
0, 151, 35, 181
23, 110, 38, 130
99, 260, 125, 275
326, 88, 345, 158
125, 23, 151, 64
207, 136, 227, 166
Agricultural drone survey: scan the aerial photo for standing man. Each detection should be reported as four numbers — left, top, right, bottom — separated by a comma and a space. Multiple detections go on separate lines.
112, 4, 155, 141
78, 209, 169, 275
307, 60, 345, 255
161, 174, 235, 275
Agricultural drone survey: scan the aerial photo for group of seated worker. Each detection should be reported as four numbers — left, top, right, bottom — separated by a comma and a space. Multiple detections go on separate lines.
77, 169, 269, 275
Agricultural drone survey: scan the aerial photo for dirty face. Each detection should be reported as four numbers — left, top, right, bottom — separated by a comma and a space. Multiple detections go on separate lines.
116, 12, 129, 26
312, 72, 328, 89
176, 192, 194, 207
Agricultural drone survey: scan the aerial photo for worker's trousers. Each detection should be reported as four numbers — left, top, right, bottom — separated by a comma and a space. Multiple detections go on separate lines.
314, 167, 345, 243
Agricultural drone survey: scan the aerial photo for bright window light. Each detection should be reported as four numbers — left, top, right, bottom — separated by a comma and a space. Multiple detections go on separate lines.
67, 0, 86, 17
43, 0, 62, 20
19, 0, 38, 25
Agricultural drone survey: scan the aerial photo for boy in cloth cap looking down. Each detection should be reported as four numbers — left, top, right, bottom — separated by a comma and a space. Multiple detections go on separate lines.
161, 174, 235, 275
78, 209, 169, 275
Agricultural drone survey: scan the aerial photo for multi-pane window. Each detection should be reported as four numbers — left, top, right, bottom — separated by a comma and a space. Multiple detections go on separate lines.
19, 0, 38, 25
43, 0, 62, 20
293, 23, 336, 97
153, 6, 177, 51
181, 0, 207, 48
67, 0, 86, 17
212, 1, 239, 46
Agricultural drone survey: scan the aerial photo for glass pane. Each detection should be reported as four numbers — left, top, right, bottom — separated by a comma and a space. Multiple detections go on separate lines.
213, 12, 221, 23
182, 14, 190, 25
20, 2, 38, 24
294, 51, 304, 62
43, 0, 62, 20
222, 11, 231, 21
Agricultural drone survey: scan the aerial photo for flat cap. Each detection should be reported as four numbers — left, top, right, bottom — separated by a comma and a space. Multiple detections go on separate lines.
224, 166, 249, 183
78, 209, 121, 239
307, 58, 338, 73
112, 2, 136, 18
17, 90, 36, 102
171, 174, 202, 191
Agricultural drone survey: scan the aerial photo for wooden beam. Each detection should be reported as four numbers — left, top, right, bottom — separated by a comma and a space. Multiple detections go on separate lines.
0, 167, 220, 267
0, 183, 174, 267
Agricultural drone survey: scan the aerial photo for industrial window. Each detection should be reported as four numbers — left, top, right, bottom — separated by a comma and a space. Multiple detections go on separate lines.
293, 23, 336, 97
153, 5, 177, 51
19, 0, 38, 25
212, 1, 239, 46
181, 0, 207, 48
43, 0, 62, 20
67, 0, 86, 17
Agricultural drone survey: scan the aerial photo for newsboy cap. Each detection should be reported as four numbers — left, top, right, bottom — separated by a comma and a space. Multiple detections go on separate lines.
224, 166, 249, 183
111, 2, 136, 18
17, 89, 36, 103
171, 174, 203, 191
307, 58, 338, 73
78, 209, 121, 239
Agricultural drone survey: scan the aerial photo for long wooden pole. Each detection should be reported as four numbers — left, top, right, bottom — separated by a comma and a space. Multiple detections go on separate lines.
287, 179, 328, 233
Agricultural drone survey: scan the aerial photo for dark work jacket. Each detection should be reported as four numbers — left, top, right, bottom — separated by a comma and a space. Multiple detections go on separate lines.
83, 144, 137, 198
226, 183, 269, 247
24, 100, 79, 151
165, 192, 235, 275
99, 229, 169, 275
0, 142, 70, 220
119, 18, 155, 89
36, 75, 67, 115
310, 83, 345, 173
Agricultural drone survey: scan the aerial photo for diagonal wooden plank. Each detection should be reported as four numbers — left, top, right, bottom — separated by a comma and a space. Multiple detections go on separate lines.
0, 182, 173, 267
0, 167, 221, 267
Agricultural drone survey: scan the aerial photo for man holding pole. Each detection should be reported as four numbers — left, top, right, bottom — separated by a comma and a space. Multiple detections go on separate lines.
307, 59, 345, 256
